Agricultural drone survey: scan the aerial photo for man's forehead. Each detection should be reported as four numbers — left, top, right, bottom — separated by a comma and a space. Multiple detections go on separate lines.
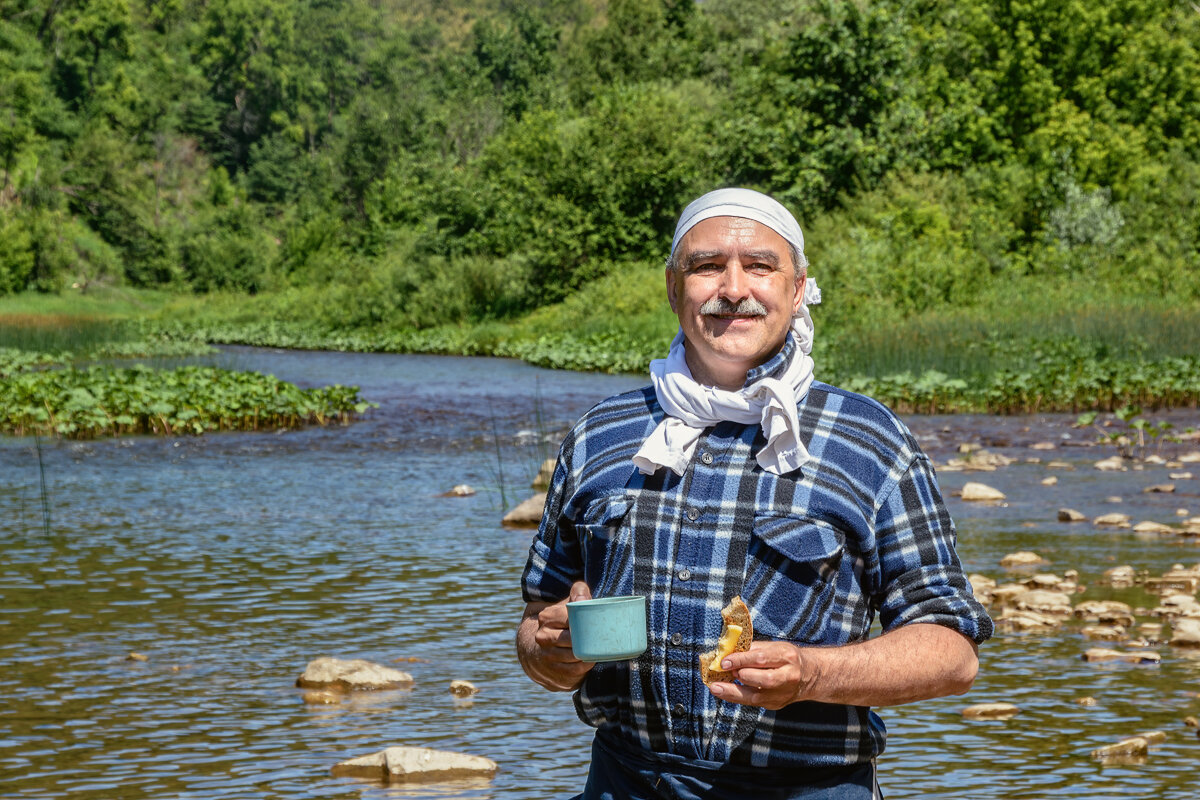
678, 217, 795, 267
679, 216, 790, 248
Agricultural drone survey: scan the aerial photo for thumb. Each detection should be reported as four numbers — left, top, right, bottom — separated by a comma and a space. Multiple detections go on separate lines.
569, 581, 592, 602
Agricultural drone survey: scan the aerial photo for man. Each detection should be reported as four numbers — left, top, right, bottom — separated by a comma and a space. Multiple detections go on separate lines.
517, 188, 992, 799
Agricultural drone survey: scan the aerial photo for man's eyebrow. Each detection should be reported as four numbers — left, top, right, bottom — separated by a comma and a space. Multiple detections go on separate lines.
682, 249, 783, 269
682, 250, 724, 270
742, 250, 782, 267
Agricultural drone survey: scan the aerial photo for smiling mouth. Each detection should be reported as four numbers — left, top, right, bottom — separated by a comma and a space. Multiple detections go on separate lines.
706, 313, 762, 321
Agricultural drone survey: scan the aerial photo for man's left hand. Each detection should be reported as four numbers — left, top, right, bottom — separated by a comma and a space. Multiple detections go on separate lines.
707, 624, 979, 710
708, 641, 820, 711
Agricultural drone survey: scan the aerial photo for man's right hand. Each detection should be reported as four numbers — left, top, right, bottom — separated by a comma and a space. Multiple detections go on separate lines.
516, 580, 594, 692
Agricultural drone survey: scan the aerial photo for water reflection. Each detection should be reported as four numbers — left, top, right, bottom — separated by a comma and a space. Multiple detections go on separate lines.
1, 349, 1198, 799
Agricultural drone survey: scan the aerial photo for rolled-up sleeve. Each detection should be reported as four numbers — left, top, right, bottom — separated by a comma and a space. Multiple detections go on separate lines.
521, 441, 584, 604
873, 454, 993, 644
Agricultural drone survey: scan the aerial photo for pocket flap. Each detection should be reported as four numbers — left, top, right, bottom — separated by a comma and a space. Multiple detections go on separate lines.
752, 514, 844, 563
580, 495, 632, 533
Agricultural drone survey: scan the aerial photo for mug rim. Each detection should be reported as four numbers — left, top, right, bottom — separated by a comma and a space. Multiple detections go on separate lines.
566, 594, 644, 608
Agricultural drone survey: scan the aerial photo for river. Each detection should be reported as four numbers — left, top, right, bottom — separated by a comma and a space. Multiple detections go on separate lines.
1, 347, 1197, 799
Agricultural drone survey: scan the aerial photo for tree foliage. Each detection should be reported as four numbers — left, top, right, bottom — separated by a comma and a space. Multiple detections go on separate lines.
0, 0, 1198, 325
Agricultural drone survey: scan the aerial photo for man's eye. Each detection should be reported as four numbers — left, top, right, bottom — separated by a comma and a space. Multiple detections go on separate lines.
692, 264, 721, 274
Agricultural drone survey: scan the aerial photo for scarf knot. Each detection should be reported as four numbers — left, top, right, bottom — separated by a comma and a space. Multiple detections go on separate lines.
632, 314, 816, 477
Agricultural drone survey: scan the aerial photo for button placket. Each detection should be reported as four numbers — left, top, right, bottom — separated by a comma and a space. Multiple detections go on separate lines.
662, 429, 728, 756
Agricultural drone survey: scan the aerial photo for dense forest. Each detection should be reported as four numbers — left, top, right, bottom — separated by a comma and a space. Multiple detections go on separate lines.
2, 0, 1200, 382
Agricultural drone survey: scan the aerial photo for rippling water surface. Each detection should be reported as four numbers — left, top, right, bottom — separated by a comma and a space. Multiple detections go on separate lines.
2, 348, 1198, 799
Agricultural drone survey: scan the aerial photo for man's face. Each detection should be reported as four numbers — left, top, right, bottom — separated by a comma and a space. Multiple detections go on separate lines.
666, 216, 804, 389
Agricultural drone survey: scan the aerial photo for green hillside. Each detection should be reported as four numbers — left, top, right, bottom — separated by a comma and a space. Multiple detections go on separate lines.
2, 0, 1200, 411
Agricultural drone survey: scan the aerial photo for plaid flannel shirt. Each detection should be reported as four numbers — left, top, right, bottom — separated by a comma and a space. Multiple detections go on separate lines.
521, 336, 992, 769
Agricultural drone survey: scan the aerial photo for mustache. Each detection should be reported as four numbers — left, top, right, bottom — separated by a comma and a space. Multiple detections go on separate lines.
699, 297, 768, 316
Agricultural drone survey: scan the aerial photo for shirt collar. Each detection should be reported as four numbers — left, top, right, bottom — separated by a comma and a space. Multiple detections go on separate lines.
742, 332, 797, 387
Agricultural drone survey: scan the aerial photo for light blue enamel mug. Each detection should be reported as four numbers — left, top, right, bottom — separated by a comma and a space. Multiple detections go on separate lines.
566, 595, 648, 662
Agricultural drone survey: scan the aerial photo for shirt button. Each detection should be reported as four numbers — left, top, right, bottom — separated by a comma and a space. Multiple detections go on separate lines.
674, 702, 686, 716
670, 632, 683, 645
700, 451, 714, 465
685, 507, 699, 521
677, 568, 691, 581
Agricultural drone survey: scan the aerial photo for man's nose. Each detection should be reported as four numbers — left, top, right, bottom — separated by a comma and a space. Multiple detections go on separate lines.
718, 264, 749, 300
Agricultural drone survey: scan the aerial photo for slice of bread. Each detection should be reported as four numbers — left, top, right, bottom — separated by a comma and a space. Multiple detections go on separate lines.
699, 595, 754, 686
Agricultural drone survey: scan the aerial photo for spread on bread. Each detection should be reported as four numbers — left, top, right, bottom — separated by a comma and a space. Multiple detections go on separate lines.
699, 595, 753, 687
706, 624, 744, 672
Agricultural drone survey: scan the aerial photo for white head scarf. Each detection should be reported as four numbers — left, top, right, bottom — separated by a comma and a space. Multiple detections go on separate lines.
633, 188, 821, 476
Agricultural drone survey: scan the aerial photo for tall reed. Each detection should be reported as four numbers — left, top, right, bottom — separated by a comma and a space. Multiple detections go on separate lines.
33, 432, 51, 535
0, 314, 133, 353
820, 302, 1200, 379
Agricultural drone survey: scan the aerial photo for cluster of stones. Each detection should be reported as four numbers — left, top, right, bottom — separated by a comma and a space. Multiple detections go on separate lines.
294, 657, 496, 784
970, 555, 1200, 649
953, 445, 1200, 537
965, 552, 1200, 756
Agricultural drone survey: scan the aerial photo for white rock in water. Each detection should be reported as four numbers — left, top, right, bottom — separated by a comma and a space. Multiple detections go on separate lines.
501, 493, 547, 528
332, 747, 498, 783
1058, 508, 1087, 522
1093, 513, 1131, 527
994, 608, 1060, 631
1073, 600, 1134, 626
1000, 551, 1047, 567
1091, 737, 1149, 761
296, 657, 414, 691
1080, 625, 1126, 642
532, 458, 557, 490
449, 679, 479, 697
1095, 456, 1127, 471
1082, 648, 1161, 664
1015, 589, 1073, 617
962, 702, 1020, 720
1101, 565, 1138, 587
961, 482, 1006, 502
1025, 573, 1062, 590
1133, 521, 1175, 534
1170, 618, 1200, 648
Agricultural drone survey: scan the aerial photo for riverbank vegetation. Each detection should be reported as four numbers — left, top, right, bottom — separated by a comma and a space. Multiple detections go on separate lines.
2, 0, 1199, 415
0, 346, 370, 437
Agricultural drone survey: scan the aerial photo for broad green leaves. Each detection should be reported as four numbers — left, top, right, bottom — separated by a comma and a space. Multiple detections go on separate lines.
0, 350, 370, 438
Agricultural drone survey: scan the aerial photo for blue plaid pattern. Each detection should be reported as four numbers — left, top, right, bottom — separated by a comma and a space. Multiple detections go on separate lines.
522, 338, 993, 769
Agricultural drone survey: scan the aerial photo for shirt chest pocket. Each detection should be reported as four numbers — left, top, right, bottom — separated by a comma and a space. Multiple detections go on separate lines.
744, 513, 848, 644
577, 495, 634, 597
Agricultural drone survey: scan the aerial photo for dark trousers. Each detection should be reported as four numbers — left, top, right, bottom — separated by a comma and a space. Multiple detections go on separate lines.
573, 729, 882, 800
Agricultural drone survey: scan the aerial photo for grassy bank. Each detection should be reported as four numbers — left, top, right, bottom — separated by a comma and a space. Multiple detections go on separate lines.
0, 290, 370, 439
3, 282, 1200, 418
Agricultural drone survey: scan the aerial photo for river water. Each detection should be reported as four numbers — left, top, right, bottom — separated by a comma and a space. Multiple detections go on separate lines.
1, 348, 1198, 799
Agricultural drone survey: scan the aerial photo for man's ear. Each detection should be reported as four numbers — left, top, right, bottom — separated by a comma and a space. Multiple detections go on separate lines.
792, 273, 806, 314
666, 268, 679, 314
